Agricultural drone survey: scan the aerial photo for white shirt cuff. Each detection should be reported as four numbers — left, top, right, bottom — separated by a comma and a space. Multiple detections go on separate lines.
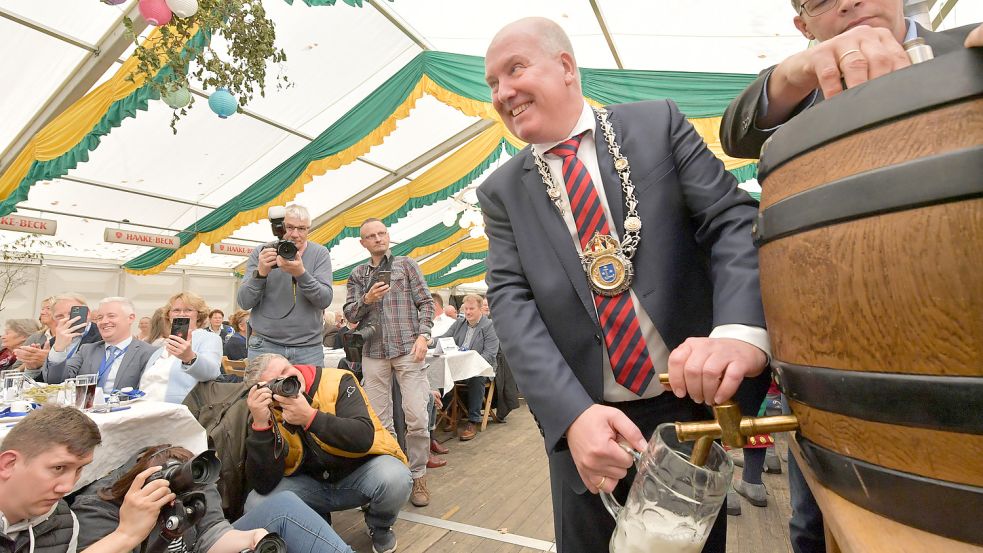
709, 324, 771, 362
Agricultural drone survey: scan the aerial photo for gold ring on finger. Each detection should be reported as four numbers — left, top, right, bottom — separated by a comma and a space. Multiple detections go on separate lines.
596, 476, 607, 489
838, 48, 862, 65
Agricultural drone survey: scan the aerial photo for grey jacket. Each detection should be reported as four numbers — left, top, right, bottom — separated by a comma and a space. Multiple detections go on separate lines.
0, 500, 78, 553
720, 22, 978, 159
237, 241, 333, 347
439, 316, 499, 367
42, 339, 157, 389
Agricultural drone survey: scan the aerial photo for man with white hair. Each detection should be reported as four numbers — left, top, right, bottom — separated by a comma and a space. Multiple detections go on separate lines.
43, 296, 156, 390
238, 204, 334, 365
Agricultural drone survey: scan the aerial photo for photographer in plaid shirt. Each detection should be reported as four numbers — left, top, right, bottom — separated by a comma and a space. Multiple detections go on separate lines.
344, 218, 437, 508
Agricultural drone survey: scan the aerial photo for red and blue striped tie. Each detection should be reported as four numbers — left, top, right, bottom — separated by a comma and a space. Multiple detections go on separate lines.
547, 133, 654, 395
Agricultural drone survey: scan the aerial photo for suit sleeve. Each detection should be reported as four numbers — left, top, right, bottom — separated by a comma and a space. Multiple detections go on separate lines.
479, 180, 595, 455
478, 324, 499, 367
667, 99, 766, 330
42, 346, 85, 384
719, 67, 778, 159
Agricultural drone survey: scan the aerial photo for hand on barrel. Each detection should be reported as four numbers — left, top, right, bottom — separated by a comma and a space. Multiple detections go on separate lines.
772, 25, 909, 102
566, 404, 646, 495
666, 337, 768, 406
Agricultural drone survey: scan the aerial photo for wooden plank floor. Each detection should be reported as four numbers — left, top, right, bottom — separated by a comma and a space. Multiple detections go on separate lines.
334, 402, 794, 552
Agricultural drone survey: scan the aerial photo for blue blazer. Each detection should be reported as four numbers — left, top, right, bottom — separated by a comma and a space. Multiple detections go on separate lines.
478, 100, 767, 459
439, 316, 499, 367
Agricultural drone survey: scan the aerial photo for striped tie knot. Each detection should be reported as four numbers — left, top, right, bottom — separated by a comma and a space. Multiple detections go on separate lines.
547, 132, 587, 159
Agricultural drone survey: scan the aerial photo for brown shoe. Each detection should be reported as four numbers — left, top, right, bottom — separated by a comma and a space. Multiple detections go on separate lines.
410, 477, 430, 507
427, 454, 447, 469
458, 421, 477, 441
430, 438, 449, 455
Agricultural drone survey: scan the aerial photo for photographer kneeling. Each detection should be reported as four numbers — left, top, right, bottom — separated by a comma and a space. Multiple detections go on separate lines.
72, 444, 354, 553
242, 354, 411, 553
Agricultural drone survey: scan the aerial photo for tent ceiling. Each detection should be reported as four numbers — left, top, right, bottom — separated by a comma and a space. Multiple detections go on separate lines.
0, 0, 980, 281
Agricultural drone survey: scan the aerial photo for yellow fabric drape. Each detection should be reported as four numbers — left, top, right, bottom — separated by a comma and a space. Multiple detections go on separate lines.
688, 117, 753, 171
406, 228, 469, 259
419, 237, 488, 275
308, 124, 506, 245
0, 27, 197, 201
440, 272, 487, 289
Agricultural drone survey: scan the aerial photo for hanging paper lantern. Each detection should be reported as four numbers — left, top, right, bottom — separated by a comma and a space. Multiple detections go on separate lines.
469, 225, 485, 239
208, 88, 238, 118
442, 208, 459, 228
165, 0, 199, 18
161, 84, 191, 109
139, 0, 172, 26
102, 0, 127, 5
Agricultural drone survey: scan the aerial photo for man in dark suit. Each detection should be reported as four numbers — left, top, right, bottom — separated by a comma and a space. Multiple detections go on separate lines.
720, 0, 981, 159
437, 294, 499, 441
480, 18, 770, 552
43, 297, 156, 391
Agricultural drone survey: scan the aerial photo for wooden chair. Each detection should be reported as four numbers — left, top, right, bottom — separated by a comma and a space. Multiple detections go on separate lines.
221, 356, 246, 378
441, 377, 496, 432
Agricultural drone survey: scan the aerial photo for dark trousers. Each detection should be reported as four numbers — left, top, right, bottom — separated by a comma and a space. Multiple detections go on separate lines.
550, 393, 727, 553
783, 396, 826, 553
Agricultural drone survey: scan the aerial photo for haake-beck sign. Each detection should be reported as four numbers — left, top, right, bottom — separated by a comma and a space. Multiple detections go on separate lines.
211, 242, 254, 256
0, 214, 57, 236
103, 228, 179, 250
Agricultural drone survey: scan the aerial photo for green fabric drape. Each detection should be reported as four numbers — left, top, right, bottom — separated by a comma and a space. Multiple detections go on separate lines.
332, 221, 460, 281
116, 50, 757, 272
427, 259, 487, 288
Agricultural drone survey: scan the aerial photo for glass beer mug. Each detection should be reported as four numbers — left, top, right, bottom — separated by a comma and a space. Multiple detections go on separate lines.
601, 423, 733, 553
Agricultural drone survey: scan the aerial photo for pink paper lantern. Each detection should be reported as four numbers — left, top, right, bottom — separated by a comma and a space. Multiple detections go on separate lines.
139, 0, 173, 26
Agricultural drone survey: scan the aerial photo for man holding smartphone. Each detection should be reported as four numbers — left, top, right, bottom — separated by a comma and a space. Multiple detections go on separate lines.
344, 218, 436, 508
237, 204, 334, 366
19, 293, 103, 381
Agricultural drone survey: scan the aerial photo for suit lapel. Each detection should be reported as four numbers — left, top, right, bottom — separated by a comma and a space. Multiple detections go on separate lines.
521, 152, 599, 324
594, 110, 625, 240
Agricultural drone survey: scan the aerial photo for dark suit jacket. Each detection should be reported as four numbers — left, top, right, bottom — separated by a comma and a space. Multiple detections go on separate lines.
43, 338, 157, 390
720, 22, 978, 159
478, 100, 766, 463
439, 316, 499, 367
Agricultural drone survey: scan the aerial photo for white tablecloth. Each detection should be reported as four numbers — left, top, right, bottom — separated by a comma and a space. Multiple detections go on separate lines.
0, 401, 207, 491
323, 348, 347, 368
426, 350, 495, 390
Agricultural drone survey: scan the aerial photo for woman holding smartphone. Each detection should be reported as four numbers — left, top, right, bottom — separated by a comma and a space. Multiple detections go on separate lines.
141, 293, 222, 403
72, 444, 354, 553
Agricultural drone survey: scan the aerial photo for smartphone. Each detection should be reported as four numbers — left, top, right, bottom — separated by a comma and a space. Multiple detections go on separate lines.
170, 317, 191, 341
69, 305, 89, 324
375, 270, 392, 287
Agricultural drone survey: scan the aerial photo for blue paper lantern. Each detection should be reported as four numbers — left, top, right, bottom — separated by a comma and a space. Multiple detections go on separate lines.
208, 88, 238, 119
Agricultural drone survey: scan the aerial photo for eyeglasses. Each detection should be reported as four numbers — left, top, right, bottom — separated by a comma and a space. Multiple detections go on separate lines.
799, 0, 836, 17
361, 230, 388, 241
284, 225, 310, 233
170, 307, 197, 314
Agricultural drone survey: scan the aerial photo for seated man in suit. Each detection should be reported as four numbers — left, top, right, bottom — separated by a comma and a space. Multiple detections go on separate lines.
17, 293, 103, 381
43, 296, 156, 391
720, 0, 982, 158
438, 294, 499, 441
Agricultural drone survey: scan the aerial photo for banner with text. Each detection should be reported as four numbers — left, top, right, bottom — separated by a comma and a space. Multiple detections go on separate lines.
0, 214, 57, 235
103, 228, 179, 250
211, 242, 254, 256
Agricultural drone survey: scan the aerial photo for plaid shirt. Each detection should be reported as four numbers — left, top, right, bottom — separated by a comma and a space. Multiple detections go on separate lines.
343, 253, 435, 359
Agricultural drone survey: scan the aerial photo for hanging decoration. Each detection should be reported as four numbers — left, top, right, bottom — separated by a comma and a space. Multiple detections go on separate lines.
161, 82, 192, 108
138, 0, 173, 26
102, 0, 127, 5
164, 0, 199, 18
208, 88, 238, 118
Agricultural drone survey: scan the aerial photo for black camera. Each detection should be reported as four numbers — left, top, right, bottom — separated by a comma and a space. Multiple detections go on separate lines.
262, 375, 301, 398
263, 206, 298, 261
148, 450, 222, 541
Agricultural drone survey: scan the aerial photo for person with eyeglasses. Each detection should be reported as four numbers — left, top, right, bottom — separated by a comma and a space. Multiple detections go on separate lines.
237, 204, 334, 367
720, 0, 982, 159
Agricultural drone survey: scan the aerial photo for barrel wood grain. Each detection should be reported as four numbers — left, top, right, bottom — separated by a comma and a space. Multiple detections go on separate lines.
790, 400, 983, 488
790, 441, 983, 553
761, 97, 983, 209
759, 199, 983, 375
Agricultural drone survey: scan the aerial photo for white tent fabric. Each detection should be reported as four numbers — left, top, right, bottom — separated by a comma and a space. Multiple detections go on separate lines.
0, 0, 979, 277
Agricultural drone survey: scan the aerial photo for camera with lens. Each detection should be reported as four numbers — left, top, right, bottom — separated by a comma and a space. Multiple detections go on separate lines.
262, 206, 298, 261
261, 375, 301, 399
148, 450, 222, 540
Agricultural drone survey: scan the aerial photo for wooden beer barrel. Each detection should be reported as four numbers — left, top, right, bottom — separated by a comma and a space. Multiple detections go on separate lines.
754, 46, 983, 549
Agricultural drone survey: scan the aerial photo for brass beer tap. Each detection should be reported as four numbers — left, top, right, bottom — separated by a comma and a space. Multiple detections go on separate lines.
658, 374, 799, 466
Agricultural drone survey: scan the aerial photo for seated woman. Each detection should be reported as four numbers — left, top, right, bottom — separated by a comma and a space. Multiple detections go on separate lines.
72, 444, 354, 553
142, 293, 222, 403
223, 310, 249, 362
1, 318, 41, 370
